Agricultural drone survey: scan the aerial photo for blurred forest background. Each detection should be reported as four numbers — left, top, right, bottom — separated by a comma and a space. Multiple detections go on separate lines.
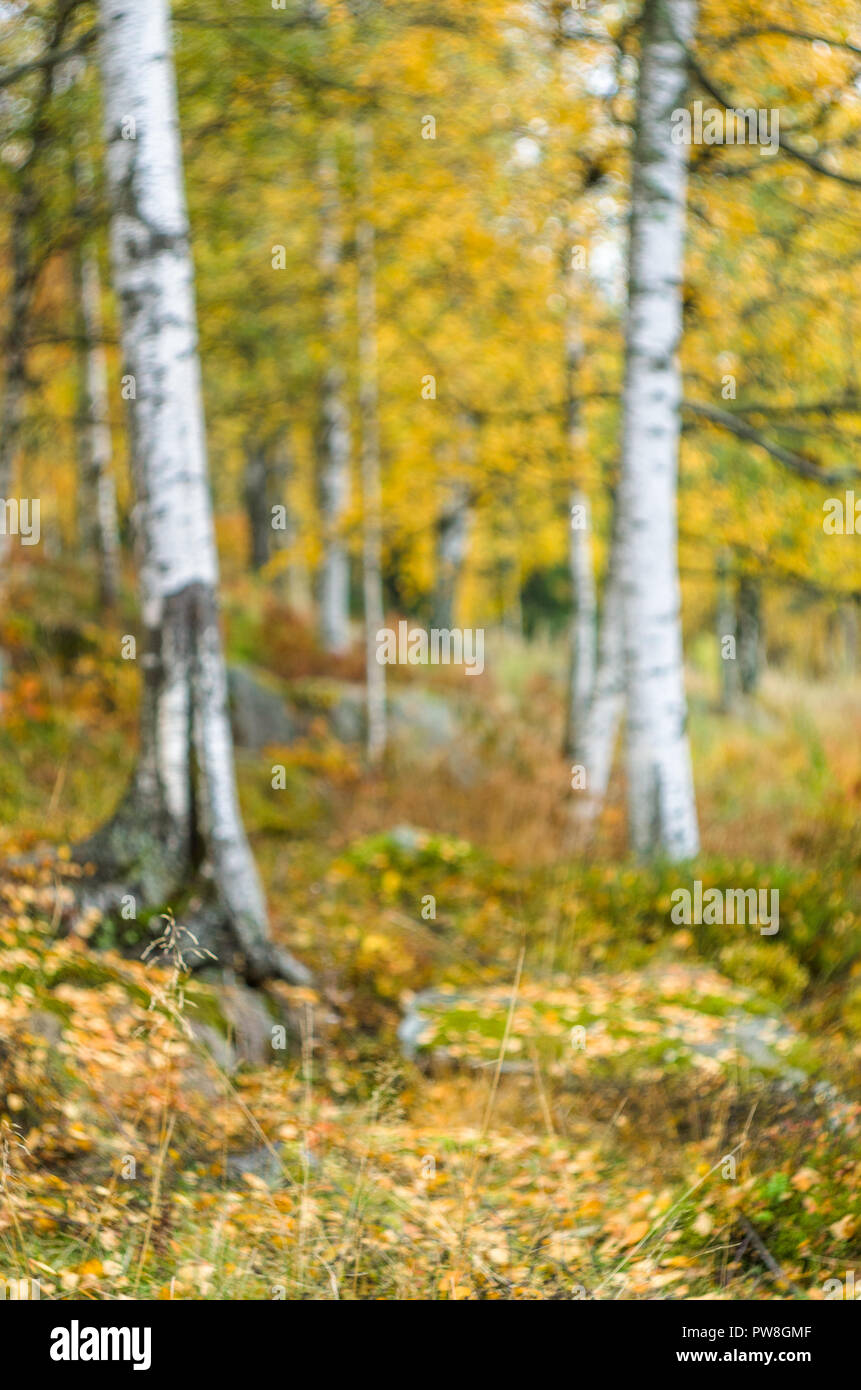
0, 0, 859, 1301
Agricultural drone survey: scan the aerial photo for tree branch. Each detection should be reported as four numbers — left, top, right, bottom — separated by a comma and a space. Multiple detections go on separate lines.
683, 400, 857, 484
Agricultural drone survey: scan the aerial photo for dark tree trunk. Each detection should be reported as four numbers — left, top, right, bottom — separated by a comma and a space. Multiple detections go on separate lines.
244, 443, 271, 572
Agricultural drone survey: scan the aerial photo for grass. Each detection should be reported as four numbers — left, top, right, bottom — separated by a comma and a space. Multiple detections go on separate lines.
0, 569, 859, 1299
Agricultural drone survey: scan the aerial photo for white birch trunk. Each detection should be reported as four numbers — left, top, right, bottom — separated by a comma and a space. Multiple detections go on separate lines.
316, 145, 352, 653
356, 122, 386, 764
93, 0, 307, 983
617, 0, 699, 859
563, 305, 597, 755
567, 485, 597, 744
570, 542, 625, 829
79, 247, 121, 606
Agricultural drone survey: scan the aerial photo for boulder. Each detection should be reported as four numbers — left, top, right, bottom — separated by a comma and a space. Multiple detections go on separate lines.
228, 664, 299, 750
229, 665, 462, 755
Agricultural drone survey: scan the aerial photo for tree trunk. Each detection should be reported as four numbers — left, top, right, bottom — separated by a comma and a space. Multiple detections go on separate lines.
569, 536, 625, 831
269, 434, 312, 611
838, 600, 859, 675
433, 478, 471, 630
716, 551, 740, 712
244, 441, 270, 572
433, 411, 475, 629
356, 121, 386, 764
563, 305, 597, 756
0, 196, 32, 558
737, 573, 762, 696
85, 0, 308, 985
78, 245, 121, 607
617, 0, 699, 860
315, 145, 352, 654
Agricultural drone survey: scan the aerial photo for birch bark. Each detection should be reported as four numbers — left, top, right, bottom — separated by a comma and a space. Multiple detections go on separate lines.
86, 0, 308, 983
315, 145, 352, 653
570, 535, 625, 829
617, 0, 699, 859
563, 305, 597, 756
356, 121, 386, 764
79, 246, 121, 606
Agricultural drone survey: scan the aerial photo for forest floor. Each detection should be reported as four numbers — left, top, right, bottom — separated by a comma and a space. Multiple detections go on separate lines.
0, 562, 859, 1299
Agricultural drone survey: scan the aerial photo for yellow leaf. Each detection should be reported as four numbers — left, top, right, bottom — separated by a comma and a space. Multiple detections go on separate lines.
622, 1220, 650, 1246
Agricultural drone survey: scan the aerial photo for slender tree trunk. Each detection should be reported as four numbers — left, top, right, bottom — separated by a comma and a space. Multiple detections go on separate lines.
78, 245, 120, 606
0, 197, 32, 557
716, 550, 740, 712
838, 600, 859, 674
84, 0, 308, 985
566, 485, 597, 749
433, 415, 474, 632
0, 0, 75, 580
356, 121, 386, 764
570, 536, 625, 830
615, 0, 699, 860
244, 441, 270, 572
270, 435, 313, 613
315, 145, 352, 654
563, 305, 597, 756
737, 573, 762, 696
433, 477, 471, 630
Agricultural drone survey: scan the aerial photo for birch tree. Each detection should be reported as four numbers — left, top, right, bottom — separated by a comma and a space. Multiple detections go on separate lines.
356, 120, 386, 763
569, 522, 625, 833
315, 144, 352, 653
563, 305, 597, 757
617, 0, 699, 859
82, 0, 309, 984
77, 241, 120, 607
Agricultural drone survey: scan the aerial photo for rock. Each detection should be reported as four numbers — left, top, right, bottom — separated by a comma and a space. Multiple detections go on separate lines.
229, 666, 462, 756
287, 677, 461, 752
221, 978, 278, 1067
189, 1021, 238, 1075
228, 664, 298, 750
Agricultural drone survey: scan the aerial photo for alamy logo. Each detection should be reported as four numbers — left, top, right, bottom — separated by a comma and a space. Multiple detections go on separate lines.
376, 621, 484, 675
1, 1277, 40, 1299
670, 880, 779, 935
823, 491, 860, 534
671, 102, 780, 151
50, 1321, 152, 1371
0, 497, 40, 544
823, 1270, 860, 1300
